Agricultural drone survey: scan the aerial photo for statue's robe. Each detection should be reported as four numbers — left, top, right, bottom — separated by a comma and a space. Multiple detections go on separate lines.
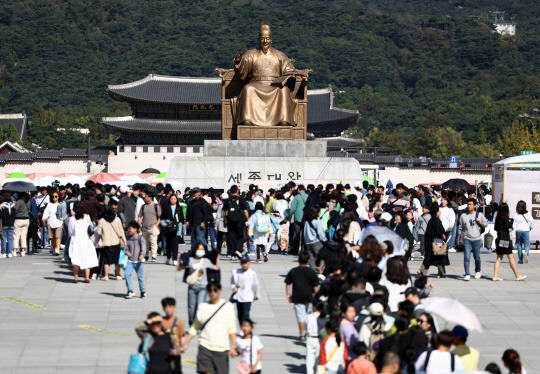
231, 47, 297, 127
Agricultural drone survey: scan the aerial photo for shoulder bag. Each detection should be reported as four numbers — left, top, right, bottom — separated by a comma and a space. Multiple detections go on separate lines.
199, 301, 228, 332
432, 238, 448, 256
230, 270, 252, 303
128, 335, 151, 374
315, 343, 339, 374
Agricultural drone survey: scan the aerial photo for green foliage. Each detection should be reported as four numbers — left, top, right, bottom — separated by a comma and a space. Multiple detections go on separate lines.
0, 0, 538, 155
0, 123, 21, 143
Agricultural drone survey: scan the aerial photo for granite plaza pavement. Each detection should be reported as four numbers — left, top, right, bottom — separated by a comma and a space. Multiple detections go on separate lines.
0, 242, 539, 373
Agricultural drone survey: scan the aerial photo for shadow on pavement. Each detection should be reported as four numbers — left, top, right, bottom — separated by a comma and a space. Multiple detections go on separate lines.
259, 333, 298, 340
101, 292, 128, 298
283, 363, 304, 373
43, 276, 74, 283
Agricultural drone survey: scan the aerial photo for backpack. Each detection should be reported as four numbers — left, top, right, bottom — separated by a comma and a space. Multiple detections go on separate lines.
367, 319, 386, 361
255, 212, 270, 233
226, 196, 242, 223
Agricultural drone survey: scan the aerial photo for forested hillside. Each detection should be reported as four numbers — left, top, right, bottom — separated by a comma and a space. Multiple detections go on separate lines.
0, 0, 539, 156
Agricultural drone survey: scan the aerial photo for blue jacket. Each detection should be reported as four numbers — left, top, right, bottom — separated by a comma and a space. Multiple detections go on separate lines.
29, 198, 39, 219
303, 219, 326, 245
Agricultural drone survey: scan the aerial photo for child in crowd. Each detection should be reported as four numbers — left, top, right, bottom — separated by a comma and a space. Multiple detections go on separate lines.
248, 202, 273, 263
124, 221, 146, 299
236, 318, 263, 374
268, 210, 282, 253
347, 341, 377, 374
306, 302, 322, 374
161, 297, 186, 374
414, 275, 434, 299
278, 219, 290, 255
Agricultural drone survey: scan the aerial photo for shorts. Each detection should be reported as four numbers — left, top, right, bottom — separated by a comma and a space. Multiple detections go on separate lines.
293, 303, 312, 323
196, 345, 229, 374
48, 225, 62, 239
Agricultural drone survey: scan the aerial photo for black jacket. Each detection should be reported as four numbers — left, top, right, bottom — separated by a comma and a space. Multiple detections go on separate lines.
186, 198, 211, 226
0, 202, 16, 227
161, 204, 185, 224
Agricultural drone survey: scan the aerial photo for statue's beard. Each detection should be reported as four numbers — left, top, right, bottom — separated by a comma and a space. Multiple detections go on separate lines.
261, 44, 270, 53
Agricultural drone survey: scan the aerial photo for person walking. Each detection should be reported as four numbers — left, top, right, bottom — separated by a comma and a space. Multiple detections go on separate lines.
319, 320, 348, 374
97, 206, 127, 280
285, 252, 320, 340
186, 187, 211, 249
414, 330, 464, 373
178, 243, 220, 327
161, 297, 186, 374
13, 192, 30, 257
236, 318, 263, 374
215, 194, 228, 255
222, 185, 250, 258
493, 203, 527, 281
160, 194, 184, 266
28, 191, 40, 254
230, 255, 261, 323
440, 197, 456, 248
124, 221, 147, 298
416, 205, 431, 259
138, 192, 161, 262
513, 200, 534, 264
0, 192, 16, 259
67, 202, 98, 283
457, 199, 487, 281
135, 312, 180, 374
418, 204, 449, 278
304, 205, 327, 273
247, 202, 273, 263
181, 282, 238, 374
287, 184, 308, 255
42, 191, 63, 256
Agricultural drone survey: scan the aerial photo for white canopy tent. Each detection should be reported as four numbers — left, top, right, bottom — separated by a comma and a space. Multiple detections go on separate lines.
493, 154, 540, 241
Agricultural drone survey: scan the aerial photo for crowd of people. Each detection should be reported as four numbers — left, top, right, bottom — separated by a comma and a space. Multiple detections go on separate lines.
0, 179, 532, 373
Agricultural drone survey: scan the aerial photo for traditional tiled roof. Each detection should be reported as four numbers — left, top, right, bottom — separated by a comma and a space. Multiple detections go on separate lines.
307, 87, 358, 124
0, 113, 27, 141
102, 116, 221, 134
107, 74, 221, 105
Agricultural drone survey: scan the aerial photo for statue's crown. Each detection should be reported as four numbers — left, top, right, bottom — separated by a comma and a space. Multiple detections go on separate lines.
260, 22, 271, 35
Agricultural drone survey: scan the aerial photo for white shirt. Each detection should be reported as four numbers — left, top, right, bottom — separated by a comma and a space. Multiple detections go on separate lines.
440, 207, 456, 231
230, 269, 260, 302
306, 312, 320, 338
236, 335, 263, 370
42, 202, 62, 229
414, 350, 464, 373
379, 278, 412, 312
513, 212, 534, 232
253, 195, 264, 207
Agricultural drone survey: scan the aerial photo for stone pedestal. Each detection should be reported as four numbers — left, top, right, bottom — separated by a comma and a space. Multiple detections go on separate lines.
236, 125, 305, 140
166, 140, 365, 189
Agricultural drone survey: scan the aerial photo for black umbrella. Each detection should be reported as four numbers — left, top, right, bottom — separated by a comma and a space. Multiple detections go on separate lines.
141, 168, 160, 174
441, 178, 472, 191
2, 181, 37, 192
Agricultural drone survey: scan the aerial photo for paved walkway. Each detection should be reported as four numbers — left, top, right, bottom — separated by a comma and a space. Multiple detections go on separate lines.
0, 246, 538, 373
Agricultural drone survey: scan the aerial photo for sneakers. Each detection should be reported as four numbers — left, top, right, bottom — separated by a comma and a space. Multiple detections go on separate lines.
474, 272, 482, 279
264, 256, 268, 263
165, 258, 171, 265
256, 259, 261, 264
518, 259, 524, 264
464, 275, 471, 281
20, 252, 26, 257
125, 291, 134, 299
282, 251, 288, 255
516, 275, 527, 281
7, 253, 13, 258
448, 247, 457, 253
235, 251, 245, 258
115, 275, 123, 280
151, 257, 157, 262
140, 292, 146, 298
91, 273, 98, 280
173, 260, 178, 266
53, 250, 60, 256
524, 252, 529, 263
101, 276, 109, 281
0, 254, 6, 259
248, 252, 256, 257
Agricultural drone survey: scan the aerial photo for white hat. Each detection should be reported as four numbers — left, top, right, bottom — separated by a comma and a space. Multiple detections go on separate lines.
354, 183, 362, 189
222, 193, 229, 199
369, 302, 384, 316
119, 186, 132, 194
380, 212, 393, 222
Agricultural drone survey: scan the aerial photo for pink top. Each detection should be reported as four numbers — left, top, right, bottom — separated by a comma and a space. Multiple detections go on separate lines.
347, 358, 377, 374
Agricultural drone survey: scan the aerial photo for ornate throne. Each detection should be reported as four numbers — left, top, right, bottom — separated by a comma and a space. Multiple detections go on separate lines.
215, 68, 311, 140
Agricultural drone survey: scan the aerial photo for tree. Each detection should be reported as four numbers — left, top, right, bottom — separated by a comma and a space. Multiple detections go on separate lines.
498, 120, 540, 156
0, 123, 21, 143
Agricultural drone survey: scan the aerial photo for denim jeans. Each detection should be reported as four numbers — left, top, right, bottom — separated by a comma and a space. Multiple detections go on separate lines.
188, 286, 208, 326
40, 225, 49, 248
2, 226, 15, 255
515, 231, 530, 261
236, 302, 252, 324
448, 225, 458, 248
125, 261, 145, 293
208, 227, 217, 252
463, 238, 482, 276
191, 226, 207, 248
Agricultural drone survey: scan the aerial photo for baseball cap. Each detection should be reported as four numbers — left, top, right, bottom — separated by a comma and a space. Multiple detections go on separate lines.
401, 287, 418, 297
354, 183, 362, 189
119, 186, 131, 193
240, 255, 250, 263
451, 325, 468, 341
369, 302, 384, 316
221, 192, 229, 199
191, 187, 201, 193
380, 212, 393, 222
